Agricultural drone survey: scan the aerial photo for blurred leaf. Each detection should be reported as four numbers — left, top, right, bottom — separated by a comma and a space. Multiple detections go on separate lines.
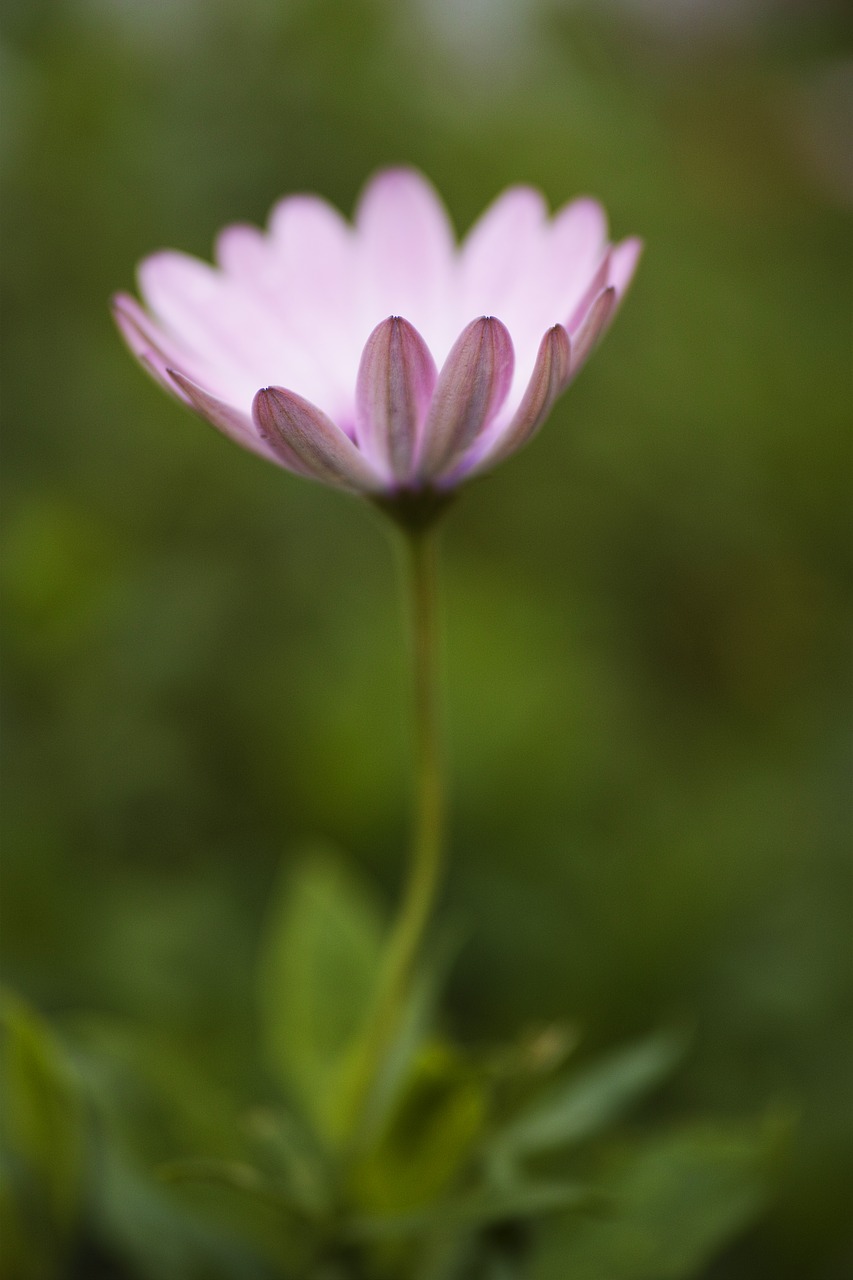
413, 1229, 477, 1280
0, 988, 85, 1280
257, 849, 385, 1144
414, 1234, 530, 1280
494, 1023, 580, 1083
352, 1042, 488, 1217
159, 1157, 306, 1217
71, 1019, 300, 1276
351, 1176, 592, 1240
531, 1123, 768, 1280
489, 1031, 685, 1168
482, 1261, 525, 1280
0, 1154, 39, 1280
92, 1141, 276, 1280
68, 1015, 242, 1163
243, 1105, 332, 1217
357, 927, 460, 1147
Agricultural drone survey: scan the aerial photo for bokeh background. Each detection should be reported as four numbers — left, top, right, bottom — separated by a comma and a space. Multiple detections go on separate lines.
2, 0, 851, 1275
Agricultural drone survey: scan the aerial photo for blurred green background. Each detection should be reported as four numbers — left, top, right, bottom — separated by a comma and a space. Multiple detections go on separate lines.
1, 0, 850, 1275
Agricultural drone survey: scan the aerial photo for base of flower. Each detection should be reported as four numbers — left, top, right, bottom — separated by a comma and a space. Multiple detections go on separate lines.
371, 488, 456, 535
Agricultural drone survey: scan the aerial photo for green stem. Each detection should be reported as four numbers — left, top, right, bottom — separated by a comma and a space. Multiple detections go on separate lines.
347, 523, 445, 1136
389, 525, 445, 993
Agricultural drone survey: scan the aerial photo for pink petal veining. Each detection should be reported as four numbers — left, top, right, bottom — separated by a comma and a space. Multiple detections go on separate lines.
464, 324, 572, 480
355, 316, 438, 483
253, 387, 383, 492
569, 287, 617, 377
420, 317, 515, 482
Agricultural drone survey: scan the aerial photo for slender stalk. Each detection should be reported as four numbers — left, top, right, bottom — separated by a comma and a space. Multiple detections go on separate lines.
388, 525, 444, 993
346, 521, 445, 1136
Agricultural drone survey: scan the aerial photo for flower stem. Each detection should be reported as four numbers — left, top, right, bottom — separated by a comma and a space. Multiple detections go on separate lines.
347, 522, 445, 1139
390, 524, 445, 995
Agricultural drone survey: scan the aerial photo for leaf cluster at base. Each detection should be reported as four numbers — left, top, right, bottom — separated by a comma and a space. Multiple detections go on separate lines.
0, 853, 776, 1279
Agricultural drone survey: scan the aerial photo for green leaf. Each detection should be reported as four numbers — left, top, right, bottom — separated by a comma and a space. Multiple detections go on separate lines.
356, 927, 459, 1147
68, 1015, 243, 1161
70, 1028, 305, 1278
158, 1157, 307, 1218
417, 1236, 530, 1280
531, 1123, 768, 1280
257, 849, 385, 1144
351, 1177, 593, 1240
490, 1031, 685, 1166
413, 1229, 477, 1280
0, 988, 85, 1279
351, 1042, 488, 1217
243, 1105, 331, 1217
92, 1143, 274, 1280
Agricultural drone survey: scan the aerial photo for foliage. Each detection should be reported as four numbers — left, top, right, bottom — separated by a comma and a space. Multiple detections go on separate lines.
1, 857, 773, 1277
0, 991, 85, 1280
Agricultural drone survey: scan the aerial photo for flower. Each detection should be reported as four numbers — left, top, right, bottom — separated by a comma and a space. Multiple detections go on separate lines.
112, 169, 640, 506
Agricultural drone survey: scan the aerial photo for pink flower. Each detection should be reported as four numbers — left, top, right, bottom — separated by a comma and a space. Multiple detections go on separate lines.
113, 169, 640, 505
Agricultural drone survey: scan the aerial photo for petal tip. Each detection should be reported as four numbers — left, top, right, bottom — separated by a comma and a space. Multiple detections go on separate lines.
473, 314, 512, 340
110, 292, 143, 328
251, 384, 284, 421
165, 367, 196, 398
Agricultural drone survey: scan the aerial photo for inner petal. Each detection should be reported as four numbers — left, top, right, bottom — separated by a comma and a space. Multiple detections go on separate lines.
354, 169, 457, 360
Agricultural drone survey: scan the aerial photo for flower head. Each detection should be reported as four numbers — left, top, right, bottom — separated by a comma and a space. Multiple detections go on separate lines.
113, 169, 640, 510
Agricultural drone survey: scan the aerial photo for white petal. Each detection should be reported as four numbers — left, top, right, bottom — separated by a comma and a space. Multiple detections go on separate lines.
609, 237, 644, 297
355, 168, 456, 355
138, 250, 340, 416
548, 197, 609, 322
459, 185, 548, 326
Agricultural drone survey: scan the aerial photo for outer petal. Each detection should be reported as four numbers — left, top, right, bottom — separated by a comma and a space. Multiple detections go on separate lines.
167, 369, 283, 465
112, 293, 197, 402
419, 316, 514, 482
568, 287, 616, 379
355, 169, 455, 349
355, 317, 438, 484
460, 324, 572, 480
252, 388, 383, 492
566, 251, 612, 333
